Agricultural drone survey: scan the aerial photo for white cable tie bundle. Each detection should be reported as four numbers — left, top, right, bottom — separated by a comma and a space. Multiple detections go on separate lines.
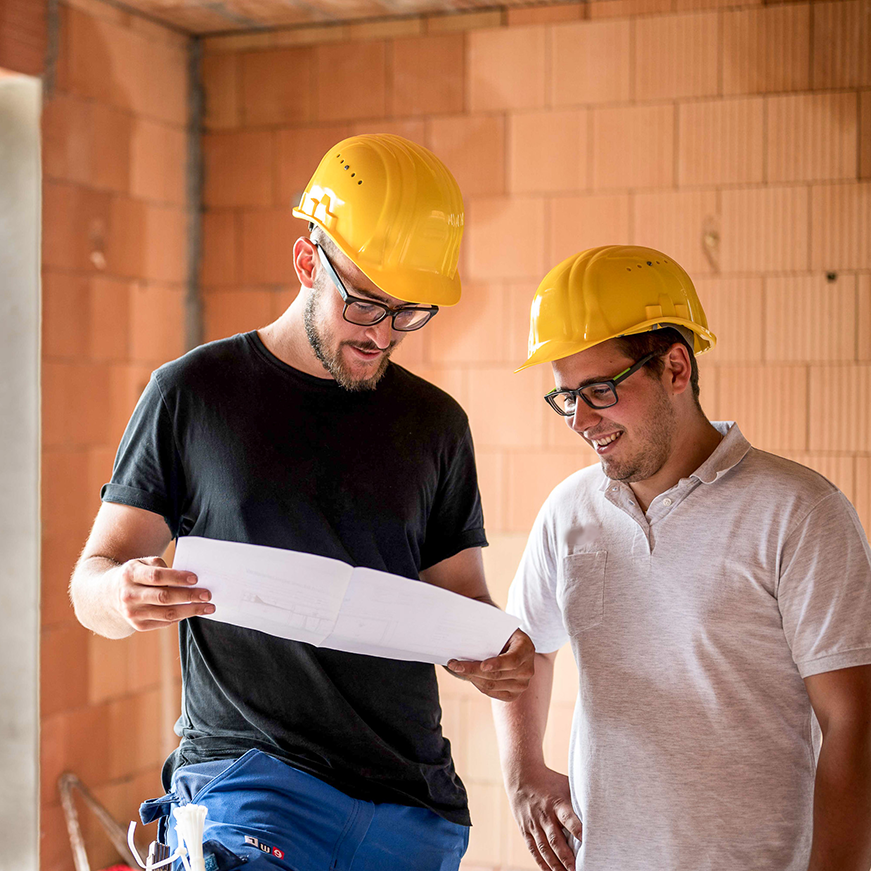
173, 804, 208, 871
127, 821, 186, 871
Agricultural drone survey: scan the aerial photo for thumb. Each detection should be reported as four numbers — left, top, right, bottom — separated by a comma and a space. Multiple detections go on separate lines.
138, 556, 168, 568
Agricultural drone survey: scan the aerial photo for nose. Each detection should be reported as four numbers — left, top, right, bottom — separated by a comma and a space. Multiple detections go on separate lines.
364, 316, 394, 350
569, 402, 601, 435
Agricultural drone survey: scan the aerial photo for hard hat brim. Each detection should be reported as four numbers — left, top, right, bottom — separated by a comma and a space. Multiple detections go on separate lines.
516, 319, 717, 372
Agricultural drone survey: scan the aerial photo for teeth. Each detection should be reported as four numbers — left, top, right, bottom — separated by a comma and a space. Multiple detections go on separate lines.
592, 432, 621, 448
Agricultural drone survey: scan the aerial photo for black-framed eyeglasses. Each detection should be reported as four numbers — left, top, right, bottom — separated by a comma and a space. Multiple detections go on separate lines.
314, 242, 439, 332
544, 352, 659, 416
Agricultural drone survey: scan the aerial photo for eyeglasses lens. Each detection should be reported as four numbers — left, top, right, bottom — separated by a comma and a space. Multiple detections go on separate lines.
550, 392, 578, 416
344, 301, 433, 331
345, 301, 386, 326
550, 384, 617, 416
583, 384, 618, 408
392, 309, 432, 331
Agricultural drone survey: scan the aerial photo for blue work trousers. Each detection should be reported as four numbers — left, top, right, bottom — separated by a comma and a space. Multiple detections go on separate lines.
140, 749, 469, 871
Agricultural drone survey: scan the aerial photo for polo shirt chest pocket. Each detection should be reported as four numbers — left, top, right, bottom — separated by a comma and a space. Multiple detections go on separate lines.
558, 551, 607, 635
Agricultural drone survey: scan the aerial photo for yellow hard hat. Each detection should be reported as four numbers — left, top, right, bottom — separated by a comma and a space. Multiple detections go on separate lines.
293, 134, 464, 306
518, 245, 717, 371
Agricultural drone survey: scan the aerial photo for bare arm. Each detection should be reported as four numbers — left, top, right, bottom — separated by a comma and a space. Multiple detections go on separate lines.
420, 546, 494, 603
804, 663, 871, 871
492, 649, 582, 871
420, 547, 535, 701
70, 502, 214, 639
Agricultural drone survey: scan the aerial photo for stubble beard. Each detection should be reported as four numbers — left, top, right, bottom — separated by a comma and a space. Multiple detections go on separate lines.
599, 383, 677, 484
304, 283, 394, 392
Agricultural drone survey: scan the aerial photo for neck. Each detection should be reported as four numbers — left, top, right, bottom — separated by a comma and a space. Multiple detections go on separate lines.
258, 296, 331, 379
629, 414, 723, 513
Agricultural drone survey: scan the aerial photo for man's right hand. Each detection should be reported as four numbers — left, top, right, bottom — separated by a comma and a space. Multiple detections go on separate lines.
111, 556, 214, 632
507, 766, 583, 871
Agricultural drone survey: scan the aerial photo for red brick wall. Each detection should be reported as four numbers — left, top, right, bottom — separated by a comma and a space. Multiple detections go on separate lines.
0, 0, 47, 76
198, 2, 871, 539
197, 5, 871, 867
40, 2, 188, 868
34, 1, 871, 869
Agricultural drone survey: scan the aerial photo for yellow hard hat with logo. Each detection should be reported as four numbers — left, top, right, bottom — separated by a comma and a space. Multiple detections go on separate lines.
518, 245, 716, 371
293, 134, 464, 307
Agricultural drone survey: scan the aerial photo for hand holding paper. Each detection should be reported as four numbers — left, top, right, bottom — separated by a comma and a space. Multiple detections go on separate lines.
445, 628, 536, 702
173, 537, 520, 666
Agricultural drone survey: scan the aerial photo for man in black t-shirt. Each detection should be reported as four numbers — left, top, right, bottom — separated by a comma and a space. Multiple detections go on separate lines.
70, 134, 534, 871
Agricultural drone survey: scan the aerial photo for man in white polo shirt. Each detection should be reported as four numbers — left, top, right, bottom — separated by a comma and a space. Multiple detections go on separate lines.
493, 245, 871, 871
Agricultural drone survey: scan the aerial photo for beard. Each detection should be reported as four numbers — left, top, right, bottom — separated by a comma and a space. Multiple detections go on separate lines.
303, 283, 395, 392
598, 382, 677, 483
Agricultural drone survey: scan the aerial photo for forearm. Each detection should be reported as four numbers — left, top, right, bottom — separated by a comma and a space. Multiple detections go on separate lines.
69, 555, 133, 639
492, 651, 555, 788
807, 725, 871, 871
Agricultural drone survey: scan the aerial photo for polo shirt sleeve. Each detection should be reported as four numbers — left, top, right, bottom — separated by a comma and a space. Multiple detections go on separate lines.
101, 371, 186, 538
506, 499, 568, 655
777, 490, 871, 678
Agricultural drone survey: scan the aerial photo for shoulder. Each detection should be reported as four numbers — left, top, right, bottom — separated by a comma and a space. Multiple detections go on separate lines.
153, 334, 252, 393
551, 462, 605, 500
723, 447, 858, 544
737, 448, 841, 505
537, 462, 605, 523
385, 363, 470, 427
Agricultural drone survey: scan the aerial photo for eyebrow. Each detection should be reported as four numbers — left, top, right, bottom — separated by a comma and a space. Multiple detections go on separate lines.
337, 272, 400, 307
348, 285, 394, 306
555, 374, 614, 391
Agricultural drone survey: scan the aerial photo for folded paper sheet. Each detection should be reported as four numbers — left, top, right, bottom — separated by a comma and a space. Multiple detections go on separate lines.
173, 537, 520, 665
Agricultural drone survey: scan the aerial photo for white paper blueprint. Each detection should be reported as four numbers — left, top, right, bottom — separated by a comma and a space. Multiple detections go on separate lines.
173, 537, 520, 665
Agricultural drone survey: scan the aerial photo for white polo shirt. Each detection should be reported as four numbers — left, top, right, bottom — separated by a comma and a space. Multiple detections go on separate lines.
508, 422, 871, 871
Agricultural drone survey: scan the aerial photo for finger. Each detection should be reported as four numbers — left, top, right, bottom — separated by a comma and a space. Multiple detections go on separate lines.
122, 585, 216, 620
468, 678, 531, 702
546, 817, 579, 870
447, 638, 535, 680
119, 582, 214, 625
543, 818, 578, 871
481, 631, 536, 673
555, 807, 584, 843
483, 652, 535, 676
446, 630, 529, 673
456, 655, 535, 682
127, 601, 216, 631
470, 673, 531, 692
501, 628, 533, 654
529, 821, 573, 871
149, 584, 212, 607
130, 560, 199, 588
522, 831, 553, 871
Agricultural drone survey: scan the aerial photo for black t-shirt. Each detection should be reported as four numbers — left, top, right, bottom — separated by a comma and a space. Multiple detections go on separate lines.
102, 332, 487, 825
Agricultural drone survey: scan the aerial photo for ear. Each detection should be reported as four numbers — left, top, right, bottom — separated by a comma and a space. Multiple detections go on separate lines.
662, 342, 692, 396
293, 236, 316, 289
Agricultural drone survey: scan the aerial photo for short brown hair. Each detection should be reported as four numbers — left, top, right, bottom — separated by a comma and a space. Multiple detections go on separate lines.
612, 328, 702, 409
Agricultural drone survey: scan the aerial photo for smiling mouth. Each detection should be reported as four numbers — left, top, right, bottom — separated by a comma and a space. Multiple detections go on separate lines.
590, 431, 623, 452
347, 344, 385, 361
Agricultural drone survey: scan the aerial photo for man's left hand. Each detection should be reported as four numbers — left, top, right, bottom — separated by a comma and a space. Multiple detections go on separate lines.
446, 629, 535, 701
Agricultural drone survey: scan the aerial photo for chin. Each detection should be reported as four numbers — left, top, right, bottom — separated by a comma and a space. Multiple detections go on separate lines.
335, 361, 390, 392
600, 458, 641, 482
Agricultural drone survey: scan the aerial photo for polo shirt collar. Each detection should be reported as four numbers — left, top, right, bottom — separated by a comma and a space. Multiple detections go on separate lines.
689, 421, 751, 484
